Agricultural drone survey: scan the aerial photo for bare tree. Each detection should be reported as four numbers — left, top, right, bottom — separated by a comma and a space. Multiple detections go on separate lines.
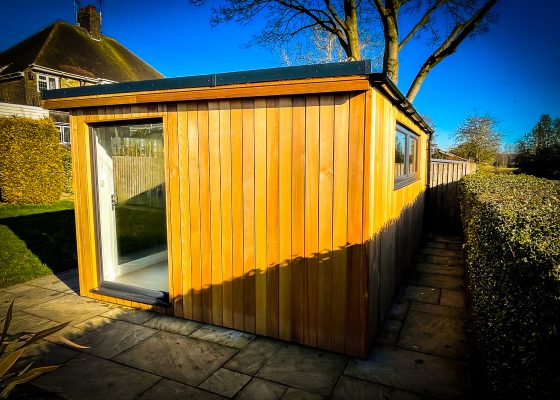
451, 115, 502, 164
190, 0, 499, 102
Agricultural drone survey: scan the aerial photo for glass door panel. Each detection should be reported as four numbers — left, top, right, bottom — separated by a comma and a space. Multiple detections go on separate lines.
93, 121, 168, 293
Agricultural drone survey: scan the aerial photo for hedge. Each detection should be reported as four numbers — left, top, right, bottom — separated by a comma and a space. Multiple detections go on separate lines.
60, 146, 73, 194
459, 173, 560, 399
0, 117, 64, 204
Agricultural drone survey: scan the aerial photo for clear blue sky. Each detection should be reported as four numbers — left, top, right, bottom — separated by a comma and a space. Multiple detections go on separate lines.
2, 0, 559, 150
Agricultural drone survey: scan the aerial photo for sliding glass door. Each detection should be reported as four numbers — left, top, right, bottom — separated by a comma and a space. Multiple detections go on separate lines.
93, 121, 168, 293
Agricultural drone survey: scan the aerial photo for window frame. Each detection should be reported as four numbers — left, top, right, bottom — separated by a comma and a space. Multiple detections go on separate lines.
37, 74, 59, 92
394, 124, 420, 190
58, 124, 71, 144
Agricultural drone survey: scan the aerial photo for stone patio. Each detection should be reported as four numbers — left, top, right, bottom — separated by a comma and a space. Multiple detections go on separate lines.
1, 235, 469, 399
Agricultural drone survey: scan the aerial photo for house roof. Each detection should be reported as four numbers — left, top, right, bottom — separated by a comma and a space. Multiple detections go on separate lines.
0, 21, 163, 81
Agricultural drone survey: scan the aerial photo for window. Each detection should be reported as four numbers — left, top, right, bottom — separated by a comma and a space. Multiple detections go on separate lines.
37, 74, 59, 92
394, 124, 419, 189
58, 124, 71, 144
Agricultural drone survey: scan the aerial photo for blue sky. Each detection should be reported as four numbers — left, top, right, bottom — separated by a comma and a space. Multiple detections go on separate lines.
1, 0, 559, 149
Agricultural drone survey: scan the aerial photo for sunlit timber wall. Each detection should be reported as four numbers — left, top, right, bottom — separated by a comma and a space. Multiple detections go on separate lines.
68, 86, 428, 358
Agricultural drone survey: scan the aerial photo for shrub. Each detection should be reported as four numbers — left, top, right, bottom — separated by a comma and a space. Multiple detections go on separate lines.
0, 117, 64, 204
60, 146, 73, 194
459, 173, 560, 399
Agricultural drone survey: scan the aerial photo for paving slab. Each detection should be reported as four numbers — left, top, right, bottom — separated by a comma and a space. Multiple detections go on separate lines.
199, 368, 251, 398
33, 353, 161, 400
397, 311, 466, 360
440, 289, 466, 308
345, 346, 468, 399
281, 388, 324, 400
23, 294, 113, 324
401, 286, 440, 304
1, 286, 65, 312
422, 248, 462, 259
138, 378, 225, 400
26, 274, 80, 293
6, 311, 55, 334
431, 236, 461, 244
409, 301, 466, 320
100, 306, 156, 324
331, 375, 426, 400
235, 377, 287, 400
256, 344, 348, 396
191, 324, 255, 349
423, 255, 463, 267
387, 299, 410, 321
75, 319, 157, 359
144, 314, 202, 336
224, 336, 284, 376
14, 340, 80, 370
376, 319, 403, 346
424, 242, 447, 249
114, 330, 237, 386
74, 316, 114, 332
416, 274, 464, 291
415, 263, 463, 277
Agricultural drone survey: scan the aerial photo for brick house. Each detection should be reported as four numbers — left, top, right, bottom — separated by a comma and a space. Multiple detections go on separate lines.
0, 5, 162, 144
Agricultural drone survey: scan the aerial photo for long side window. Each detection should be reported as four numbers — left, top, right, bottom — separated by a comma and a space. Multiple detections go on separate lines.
394, 125, 419, 189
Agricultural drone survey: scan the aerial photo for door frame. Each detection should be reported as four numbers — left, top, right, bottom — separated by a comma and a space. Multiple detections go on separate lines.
88, 118, 171, 306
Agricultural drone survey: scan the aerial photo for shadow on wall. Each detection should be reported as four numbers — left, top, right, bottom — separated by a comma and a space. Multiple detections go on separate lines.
427, 179, 462, 234
159, 193, 426, 357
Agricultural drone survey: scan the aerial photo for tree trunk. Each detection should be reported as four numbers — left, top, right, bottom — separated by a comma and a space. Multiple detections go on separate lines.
344, 0, 361, 60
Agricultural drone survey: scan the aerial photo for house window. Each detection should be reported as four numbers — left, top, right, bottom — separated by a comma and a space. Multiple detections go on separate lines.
58, 124, 71, 144
394, 124, 419, 189
37, 74, 59, 92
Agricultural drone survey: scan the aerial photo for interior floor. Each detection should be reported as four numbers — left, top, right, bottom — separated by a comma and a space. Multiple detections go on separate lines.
112, 261, 168, 292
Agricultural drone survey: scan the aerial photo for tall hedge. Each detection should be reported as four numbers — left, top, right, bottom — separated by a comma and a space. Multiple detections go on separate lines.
459, 173, 560, 399
0, 117, 64, 204
60, 146, 73, 194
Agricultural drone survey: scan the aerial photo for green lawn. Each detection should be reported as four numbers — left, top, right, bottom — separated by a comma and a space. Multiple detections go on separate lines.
0, 200, 77, 288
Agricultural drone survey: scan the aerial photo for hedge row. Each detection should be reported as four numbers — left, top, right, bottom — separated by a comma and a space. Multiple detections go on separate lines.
60, 146, 73, 194
459, 173, 560, 399
0, 117, 64, 204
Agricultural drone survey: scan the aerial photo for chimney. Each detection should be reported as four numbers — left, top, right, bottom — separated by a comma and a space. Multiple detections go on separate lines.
77, 5, 101, 40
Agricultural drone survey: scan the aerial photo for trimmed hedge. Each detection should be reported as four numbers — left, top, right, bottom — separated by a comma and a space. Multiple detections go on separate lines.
0, 117, 64, 204
60, 146, 73, 194
459, 173, 560, 399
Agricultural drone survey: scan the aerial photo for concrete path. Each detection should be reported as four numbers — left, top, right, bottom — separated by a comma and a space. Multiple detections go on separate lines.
0, 235, 468, 399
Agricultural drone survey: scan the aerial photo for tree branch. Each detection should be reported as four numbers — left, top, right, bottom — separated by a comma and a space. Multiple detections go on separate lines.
406, 0, 498, 101
399, 0, 446, 50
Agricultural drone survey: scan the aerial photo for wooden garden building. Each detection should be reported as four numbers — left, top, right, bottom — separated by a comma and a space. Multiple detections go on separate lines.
43, 61, 433, 358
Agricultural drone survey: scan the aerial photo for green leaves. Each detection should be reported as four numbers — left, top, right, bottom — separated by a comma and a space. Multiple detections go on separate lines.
0, 300, 84, 398
459, 173, 560, 399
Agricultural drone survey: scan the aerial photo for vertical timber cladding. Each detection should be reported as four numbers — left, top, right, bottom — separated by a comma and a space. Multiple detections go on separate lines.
69, 86, 430, 358
168, 92, 371, 356
365, 89, 429, 350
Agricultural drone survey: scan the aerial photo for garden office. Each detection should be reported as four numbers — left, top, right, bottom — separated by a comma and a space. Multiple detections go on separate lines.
43, 60, 432, 358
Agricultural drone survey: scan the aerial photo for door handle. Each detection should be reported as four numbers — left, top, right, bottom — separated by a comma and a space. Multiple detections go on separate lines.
111, 194, 118, 210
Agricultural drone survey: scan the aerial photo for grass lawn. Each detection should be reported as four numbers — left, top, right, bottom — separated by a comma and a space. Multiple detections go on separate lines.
0, 200, 77, 288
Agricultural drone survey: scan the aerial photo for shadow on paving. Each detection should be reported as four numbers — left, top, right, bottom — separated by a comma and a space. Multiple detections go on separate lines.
1, 234, 469, 400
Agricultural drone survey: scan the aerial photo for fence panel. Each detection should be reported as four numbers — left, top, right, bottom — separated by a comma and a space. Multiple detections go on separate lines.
428, 159, 477, 233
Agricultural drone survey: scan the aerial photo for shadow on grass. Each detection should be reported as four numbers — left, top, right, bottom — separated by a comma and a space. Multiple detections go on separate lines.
1, 209, 77, 273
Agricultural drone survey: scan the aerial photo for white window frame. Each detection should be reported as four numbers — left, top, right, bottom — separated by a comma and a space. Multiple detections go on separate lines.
37, 74, 59, 92
58, 124, 71, 144
394, 124, 419, 189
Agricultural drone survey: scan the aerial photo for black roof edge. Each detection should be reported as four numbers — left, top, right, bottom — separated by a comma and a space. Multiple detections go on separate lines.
41, 59, 432, 135
369, 74, 434, 135
42, 60, 373, 100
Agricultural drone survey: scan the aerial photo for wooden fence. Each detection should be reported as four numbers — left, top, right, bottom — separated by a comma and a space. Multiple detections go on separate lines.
113, 156, 165, 207
428, 159, 477, 233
